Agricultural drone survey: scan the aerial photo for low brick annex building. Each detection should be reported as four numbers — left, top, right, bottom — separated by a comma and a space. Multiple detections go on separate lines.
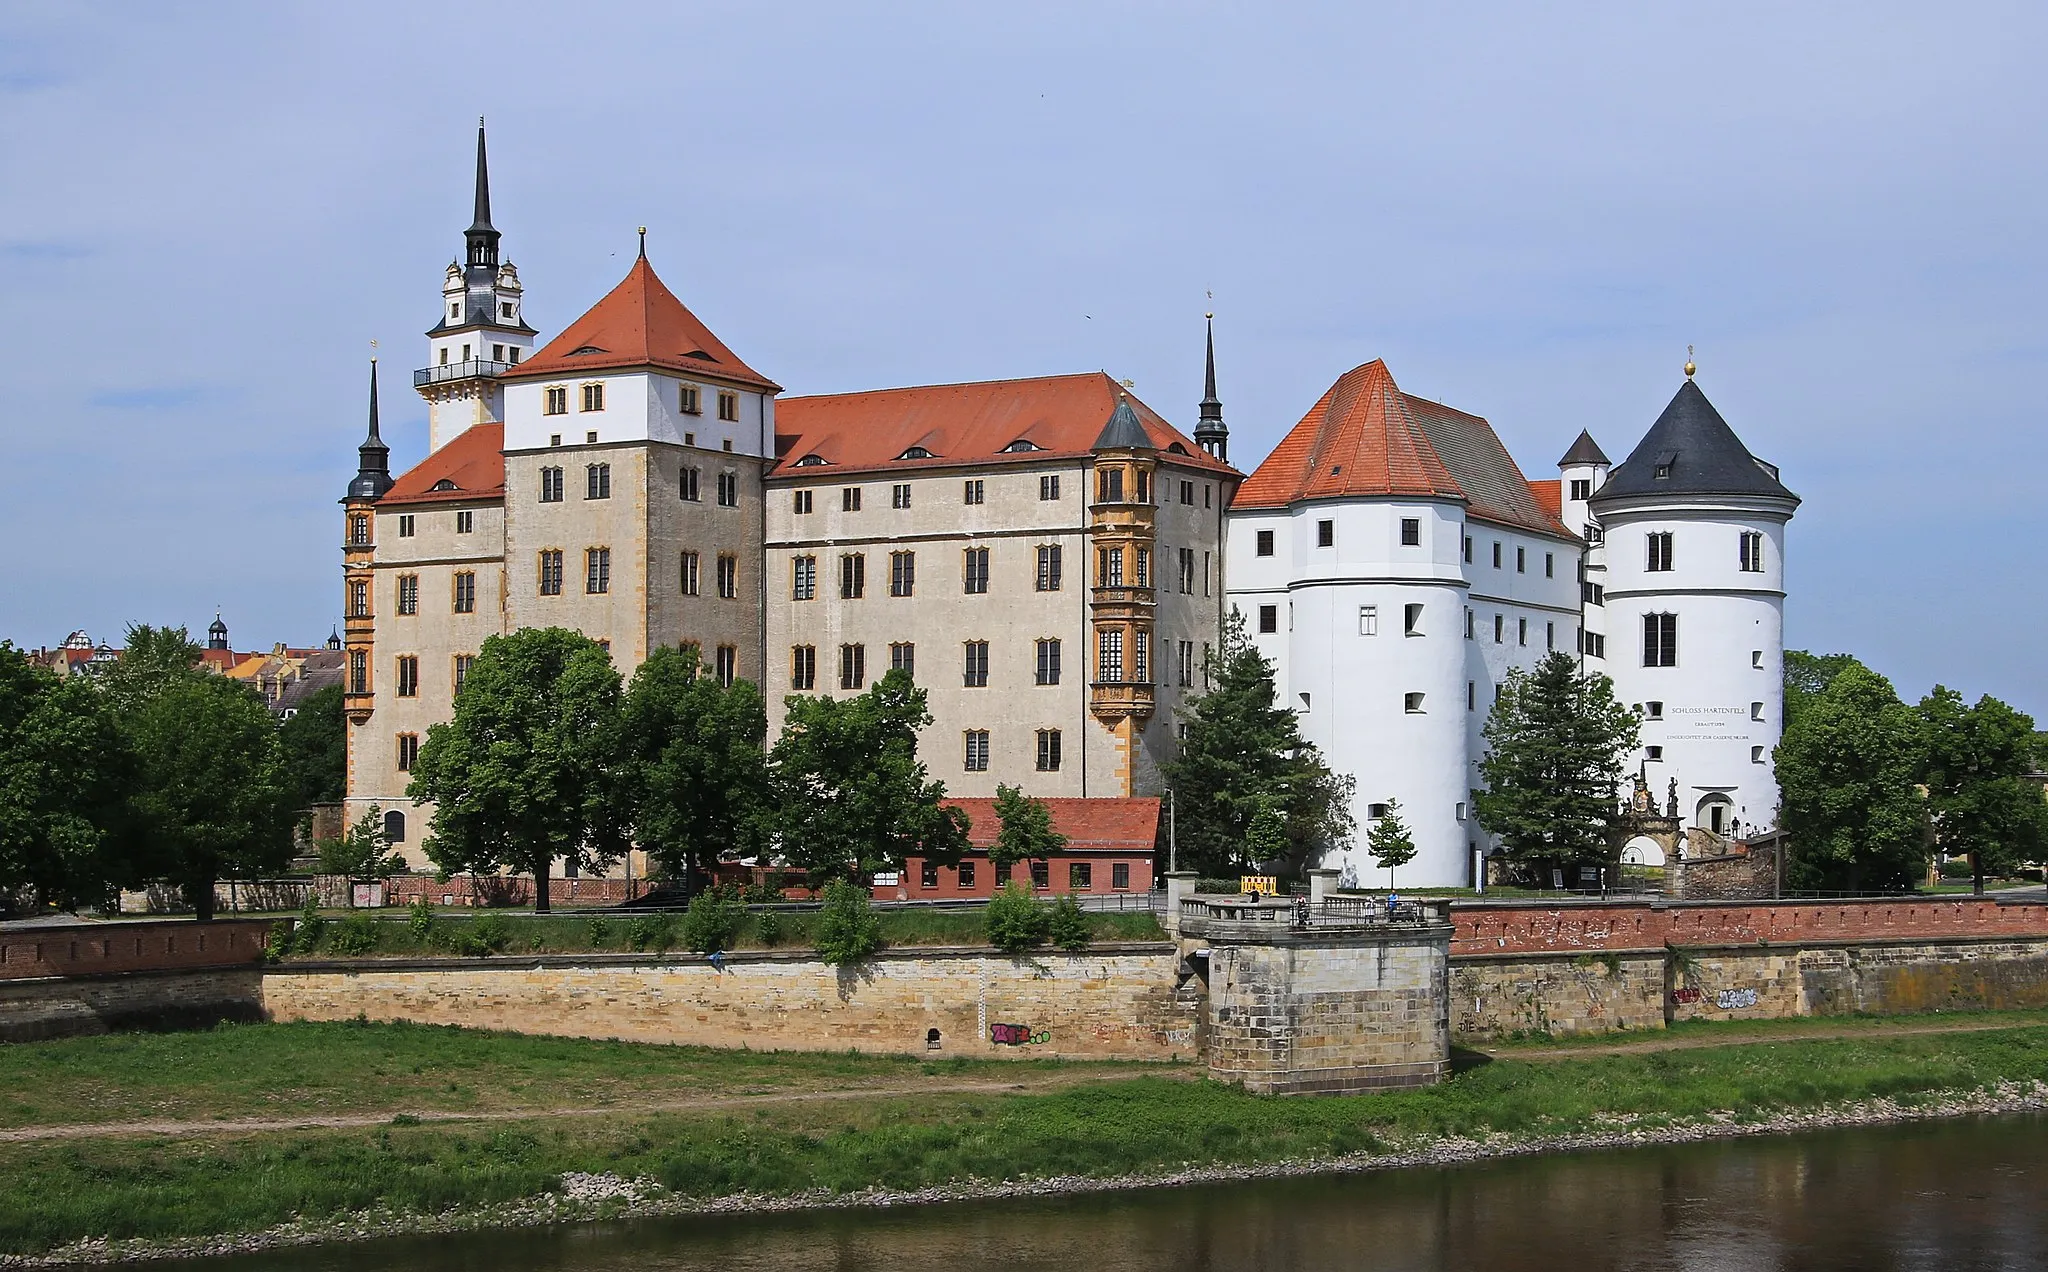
884, 797, 1160, 901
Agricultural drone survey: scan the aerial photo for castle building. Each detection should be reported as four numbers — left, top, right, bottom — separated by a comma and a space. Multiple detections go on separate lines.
1229, 359, 1795, 887
342, 129, 1236, 866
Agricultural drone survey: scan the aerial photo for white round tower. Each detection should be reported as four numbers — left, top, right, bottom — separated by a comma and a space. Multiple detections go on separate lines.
1588, 370, 1797, 839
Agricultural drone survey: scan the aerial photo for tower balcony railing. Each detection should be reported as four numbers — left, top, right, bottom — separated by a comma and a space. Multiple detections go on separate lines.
415, 359, 514, 387
1090, 585, 1155, 610
1088, 680, 1156, 720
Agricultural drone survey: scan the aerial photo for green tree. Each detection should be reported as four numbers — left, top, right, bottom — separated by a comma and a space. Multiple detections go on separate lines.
129, 674, 296, 920
315, 804, 405, 885
1785, 650, 1864, 731
990, 784, 1066, 877
1046, 893, 1091, 951
98, 624, 203, 710
1777, 663, 1928, 893
985, 881, 1049, 953
1917, 686, 2048, 894
276, 683, 346, 808
1164, 610, 1354, 878
1366, 798, 1418, 889
1242, 797, 1288, 871
0, 645, 140, 912
1473, 651, 1641, 881
618, 645, 770, 888
769, 670, 970, 885
407, 628, 626, 913
814, 879, 883, 965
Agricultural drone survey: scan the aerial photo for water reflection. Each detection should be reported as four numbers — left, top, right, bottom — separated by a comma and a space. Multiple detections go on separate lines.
204, 1114, 2048, 1272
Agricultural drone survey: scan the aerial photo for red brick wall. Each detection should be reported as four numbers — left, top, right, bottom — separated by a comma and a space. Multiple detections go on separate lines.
0, 919, 272, 981
1451, 898, 2048, 955
892, 852, 1154, 901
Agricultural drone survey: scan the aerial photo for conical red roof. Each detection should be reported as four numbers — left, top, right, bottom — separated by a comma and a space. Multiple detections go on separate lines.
506, 255, 780, 392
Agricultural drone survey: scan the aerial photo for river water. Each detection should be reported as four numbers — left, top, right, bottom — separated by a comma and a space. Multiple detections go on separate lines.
202, 1113, 2048, 1272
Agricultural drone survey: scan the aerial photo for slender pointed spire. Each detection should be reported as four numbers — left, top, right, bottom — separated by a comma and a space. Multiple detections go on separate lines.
469, 118, 493, 233
1193, 313, 1229, 462
463, 119, 501, 274
347, 359, 394, 501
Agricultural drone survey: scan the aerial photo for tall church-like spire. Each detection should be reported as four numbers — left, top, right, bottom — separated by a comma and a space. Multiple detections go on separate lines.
347, 359, 394, 500
1194, 313, 1228, 462
464, 118, 500, 273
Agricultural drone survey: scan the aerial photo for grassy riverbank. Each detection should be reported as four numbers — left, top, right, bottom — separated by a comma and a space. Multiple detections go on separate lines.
3, 1018, 2048, 1258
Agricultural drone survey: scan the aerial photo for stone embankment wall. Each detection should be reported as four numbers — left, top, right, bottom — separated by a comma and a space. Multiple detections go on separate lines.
262, 944, 1202, 1061
0, 918, 272, 1042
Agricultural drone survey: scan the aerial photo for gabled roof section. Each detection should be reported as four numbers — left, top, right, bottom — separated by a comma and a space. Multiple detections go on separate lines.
377, 424, 505, 507
1528, 478, 1562, 522
1591, 379, 1797, 506
1558, 429, 1610, 468
770, 373, 1235, 479
505, 256, 780, 392
1234, 361, 1463, 510
1406, 395, 1571, 537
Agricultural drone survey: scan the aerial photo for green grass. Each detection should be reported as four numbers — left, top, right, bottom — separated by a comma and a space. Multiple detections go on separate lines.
273, 907, 1164, 959
0, 1019, 1144, 1130
2, 1020, 2047, 1254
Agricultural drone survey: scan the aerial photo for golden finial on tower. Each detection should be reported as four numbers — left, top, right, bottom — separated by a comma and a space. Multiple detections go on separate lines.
1684, 345, 1696, 379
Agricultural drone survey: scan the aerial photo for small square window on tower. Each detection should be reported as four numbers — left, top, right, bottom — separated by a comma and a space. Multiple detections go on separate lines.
1256, 529, 1275, 556
1317, 519, 1334, 547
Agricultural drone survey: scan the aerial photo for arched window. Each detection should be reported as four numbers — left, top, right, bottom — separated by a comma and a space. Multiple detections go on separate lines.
383, 809, 406, 844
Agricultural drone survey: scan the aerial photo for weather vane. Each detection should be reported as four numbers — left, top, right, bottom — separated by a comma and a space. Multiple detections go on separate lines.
1685, 344, 1696, 379
370, 337, 378, 363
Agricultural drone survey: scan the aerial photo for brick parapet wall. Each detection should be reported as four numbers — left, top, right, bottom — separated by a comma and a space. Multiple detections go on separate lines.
1451, 897, 2048, 956
0, 919, 271, 982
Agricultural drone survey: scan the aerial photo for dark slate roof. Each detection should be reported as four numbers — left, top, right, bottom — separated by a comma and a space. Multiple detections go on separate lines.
1589, 380, 1797, 506
1557, 429, 1610, 468
1094, 394, 1153, 450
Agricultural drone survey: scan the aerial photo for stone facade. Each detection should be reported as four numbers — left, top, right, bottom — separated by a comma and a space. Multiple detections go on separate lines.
1451, 950, 1667, 1039
0, 969, 267, 1043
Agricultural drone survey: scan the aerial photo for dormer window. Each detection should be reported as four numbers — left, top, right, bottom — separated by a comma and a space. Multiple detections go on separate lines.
430, 479, 457, 492
1653, 451, 1677, 480
897, 446, 936, 461
793, 455, 831, 467
1001, 439, 1040, 453
1168, 442, 1190, 455
1654, 463, 1672, 479
570, 345, 606, 356
501, 302, 514, 319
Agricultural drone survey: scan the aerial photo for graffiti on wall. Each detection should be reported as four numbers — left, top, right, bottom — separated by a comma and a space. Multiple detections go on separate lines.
1670, 987, 1702, 1004
1715, 987, 1759, 1010
989, 1022, 1051, 1046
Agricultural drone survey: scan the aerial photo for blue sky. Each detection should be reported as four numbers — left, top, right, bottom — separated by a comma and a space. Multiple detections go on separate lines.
2, 4, 2043, 714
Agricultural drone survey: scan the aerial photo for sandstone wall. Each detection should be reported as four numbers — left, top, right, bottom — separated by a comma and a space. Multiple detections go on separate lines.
1450, 950, 1667, 1039
0, 969, 266, 1043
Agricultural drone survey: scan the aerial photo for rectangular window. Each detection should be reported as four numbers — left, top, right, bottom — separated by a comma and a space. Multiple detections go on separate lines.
1739, 530, 1764, 572
1516, 546, 1526, 573
842, 487, 862, 512
539, 550, 564, 596
1136, 469, 1151, 503
1039, 474, 1060, 502
1544, 552, 1554, 578
397, 733, 419, 772
963, 479, 984, 505
964, 730, 990, 772
839, 643, 866, 690
1036, 638, 1062, 686
793, 489, 813, 515
544, 386, 568, 415
452, 571, 475, 614
1491, 541, 1502, 568
1468, 681, 1475, 711
1647, 532, 1674, 572
792, 555, 816, 601
715, 645, 737, 687
1098, 467, 1124, 502
586, 463, 610, 499
890, 642, 916, 678
1646, 701, 1664, 719
454, 654, 473, 693
1099, 546, 1124, 587
1463, 535, 1472, 563
1581, 629, 1607, 658
1175, 479, 1191, 505
1546, 621, 1555, 650
1359, 605, 1377, 636
840, 553, 865, 599
1135, 547, 1150, 587
1069, 861, 1092, 891
1135, 631, 1149, 683
791, 645, 816, 690
963, 546, 990, 594
1643, 612, 1678, 666
680, 467, 701, 502
1494, 614, 1504, 643
680, 550, 700, 596
890, 550, 915, 597
1256, 529, 1275, 557
1518, 617, 1527, 646
398, 514, 415, 538
1570, 478, 1592, 500
1317, 519, 1334, 547
1036, 544, 1063, 592
679, 383, 701, 415
958, 860, 976, 889
1258, 605, 1278, 634
1583, 581, 1605, 606
348, 513, 371, 546
1099, 628, 1125, 681
717, 391, 739, 422
349, 649, 367, 694
1401, 517, 1420, 546
396, 655, 419, 698
586, 547, 611, 594
963, 641, 989, 688
1178, 548, 1195, 594
1466, 608, 1474, 639
920, 861, 939, 890
397, 574, 418, 615
1404, 691, 1425, 713
1177, 639, 1194, 687
581, 383, 605, 412
716, 553, 737, 599
1030, 860, 1049, 889
455, 510, 474, 534
892, 483, 912, 509
1203, 550, 1211, 596
1112, 862, 1131, 890
1405, 603, 1423, 636
717, 472, 738, 507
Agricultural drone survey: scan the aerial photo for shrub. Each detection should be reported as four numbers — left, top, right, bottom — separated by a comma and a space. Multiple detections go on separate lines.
449, 913, 512, 958
754, 910, 784, 947
330, 912, 380, 957
985, 882, 1049, 953
407, 897, 435, 941
1046, 894, 1091, 951
586, 915, 612, 949
626, 914, 674, 953
815, 881, 883, 965
681, 890, 745, 955
291, 893, 327, 955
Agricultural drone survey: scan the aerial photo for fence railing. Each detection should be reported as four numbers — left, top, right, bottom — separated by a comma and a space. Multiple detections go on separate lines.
1178, 895, 1439, 928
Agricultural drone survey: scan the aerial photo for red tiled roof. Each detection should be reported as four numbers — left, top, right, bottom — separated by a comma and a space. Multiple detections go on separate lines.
943, 797, 1161, 853
770, 373, 1237, 479
378, 424, 506, 508
504, 256, 780, 392
1528, 478, 1562, 522
1233, 360, 1574, 539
